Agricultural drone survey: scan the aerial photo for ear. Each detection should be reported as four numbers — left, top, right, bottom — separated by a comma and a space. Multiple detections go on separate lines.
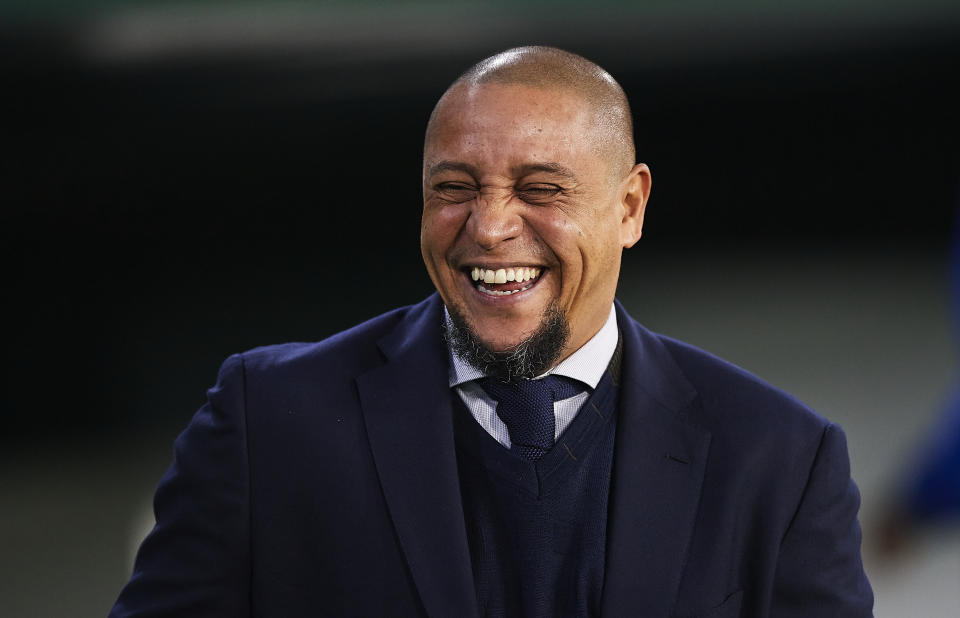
619, 163, 651, 248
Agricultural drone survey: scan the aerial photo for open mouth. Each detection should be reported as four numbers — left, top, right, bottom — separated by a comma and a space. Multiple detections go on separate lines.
465, 266, 545, 297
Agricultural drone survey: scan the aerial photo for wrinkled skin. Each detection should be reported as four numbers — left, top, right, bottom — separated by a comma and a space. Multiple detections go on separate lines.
421, 82, 651, 361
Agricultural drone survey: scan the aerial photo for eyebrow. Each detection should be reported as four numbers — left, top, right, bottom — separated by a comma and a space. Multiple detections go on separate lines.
426, 160, 578, 182
425, 161, 478, 179
512, 162, 578, 182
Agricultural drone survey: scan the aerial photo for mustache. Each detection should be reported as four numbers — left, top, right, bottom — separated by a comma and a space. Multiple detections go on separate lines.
446, 244, 553, 269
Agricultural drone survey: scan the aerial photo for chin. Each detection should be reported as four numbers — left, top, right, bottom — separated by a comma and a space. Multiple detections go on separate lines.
445, 297, 570, 380
464, 315, 544, 350
477, 334, 526, 354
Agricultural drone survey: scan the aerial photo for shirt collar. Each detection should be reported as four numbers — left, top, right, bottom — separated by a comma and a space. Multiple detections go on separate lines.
446, 304, 618, 389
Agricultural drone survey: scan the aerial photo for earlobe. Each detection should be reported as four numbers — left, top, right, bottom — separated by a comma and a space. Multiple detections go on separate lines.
620, 163, 651, 248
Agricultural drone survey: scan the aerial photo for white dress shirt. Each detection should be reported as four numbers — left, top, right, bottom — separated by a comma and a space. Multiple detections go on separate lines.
446, 305, 619, 448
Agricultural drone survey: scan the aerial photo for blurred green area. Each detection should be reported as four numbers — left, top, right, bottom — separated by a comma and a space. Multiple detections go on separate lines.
5, 0, 960, 19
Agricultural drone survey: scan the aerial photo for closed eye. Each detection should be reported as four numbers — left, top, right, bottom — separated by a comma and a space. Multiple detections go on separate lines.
434, 182, 477, 203
517, 184, 563, 203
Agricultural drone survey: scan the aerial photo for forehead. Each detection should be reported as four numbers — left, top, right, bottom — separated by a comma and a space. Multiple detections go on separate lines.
424, 83, 603, 175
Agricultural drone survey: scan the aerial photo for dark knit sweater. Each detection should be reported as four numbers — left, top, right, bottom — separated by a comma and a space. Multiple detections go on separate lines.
452, 365, 619, 618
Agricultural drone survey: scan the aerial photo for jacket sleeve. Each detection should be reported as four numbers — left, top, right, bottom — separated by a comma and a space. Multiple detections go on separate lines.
109, 354, 251, 617
771, 422, 874, 617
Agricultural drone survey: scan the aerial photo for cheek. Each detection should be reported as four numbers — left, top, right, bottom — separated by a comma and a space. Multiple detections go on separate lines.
422, 205, 461, 239
527, 212, 587, 264
551, 222, 620, 285
421, 205, 469, 260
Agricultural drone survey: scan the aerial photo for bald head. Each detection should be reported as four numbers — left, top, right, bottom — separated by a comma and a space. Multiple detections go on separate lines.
426, 46, 636, 179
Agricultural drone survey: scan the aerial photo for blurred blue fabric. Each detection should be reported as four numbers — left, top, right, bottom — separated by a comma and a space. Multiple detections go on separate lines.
901, 191, 960, 521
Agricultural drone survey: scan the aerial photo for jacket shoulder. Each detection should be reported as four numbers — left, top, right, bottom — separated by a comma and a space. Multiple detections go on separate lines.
234, 302, 417, 380
653, 330, 832, 443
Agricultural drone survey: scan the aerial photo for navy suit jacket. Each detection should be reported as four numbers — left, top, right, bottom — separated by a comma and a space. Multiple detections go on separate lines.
110, 294, 872, 617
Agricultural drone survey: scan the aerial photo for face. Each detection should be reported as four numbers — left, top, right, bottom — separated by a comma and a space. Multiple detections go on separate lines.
421, 83, 649, 362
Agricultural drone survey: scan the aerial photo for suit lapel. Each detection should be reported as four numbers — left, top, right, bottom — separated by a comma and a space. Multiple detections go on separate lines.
357, 295, 478, 618
602, 302, 712, 617
357, 296, 709, 617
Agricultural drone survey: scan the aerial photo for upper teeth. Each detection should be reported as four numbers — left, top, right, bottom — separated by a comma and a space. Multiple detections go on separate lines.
471, 267, 541, 284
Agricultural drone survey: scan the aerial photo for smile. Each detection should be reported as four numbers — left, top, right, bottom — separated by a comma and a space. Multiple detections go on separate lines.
466, 266, 544, 297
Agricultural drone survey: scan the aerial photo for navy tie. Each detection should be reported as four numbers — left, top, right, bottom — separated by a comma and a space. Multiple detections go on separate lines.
479, 375, 587, 461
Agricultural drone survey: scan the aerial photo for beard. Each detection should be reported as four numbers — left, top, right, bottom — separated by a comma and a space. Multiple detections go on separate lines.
443, 301, 570, 382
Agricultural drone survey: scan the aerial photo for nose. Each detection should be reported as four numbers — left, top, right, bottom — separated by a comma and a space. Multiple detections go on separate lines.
466, 193, 523, 250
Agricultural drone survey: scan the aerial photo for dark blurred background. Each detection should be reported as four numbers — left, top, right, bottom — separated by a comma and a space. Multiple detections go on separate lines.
2, 1, 959, 615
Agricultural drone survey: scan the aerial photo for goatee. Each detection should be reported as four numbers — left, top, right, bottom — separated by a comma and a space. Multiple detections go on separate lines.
443, 302, 570, 382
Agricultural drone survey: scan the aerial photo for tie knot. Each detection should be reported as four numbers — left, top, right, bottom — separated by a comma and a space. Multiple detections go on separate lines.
477, 375, 587, 460
479, 375, 586, 408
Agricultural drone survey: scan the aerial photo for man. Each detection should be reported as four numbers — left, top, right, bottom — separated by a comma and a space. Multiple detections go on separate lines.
111, 47, 873, 617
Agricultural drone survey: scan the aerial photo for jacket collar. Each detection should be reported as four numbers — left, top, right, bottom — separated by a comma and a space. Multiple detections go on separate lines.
356, 294, 479, 618
601, 300, 711, 616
